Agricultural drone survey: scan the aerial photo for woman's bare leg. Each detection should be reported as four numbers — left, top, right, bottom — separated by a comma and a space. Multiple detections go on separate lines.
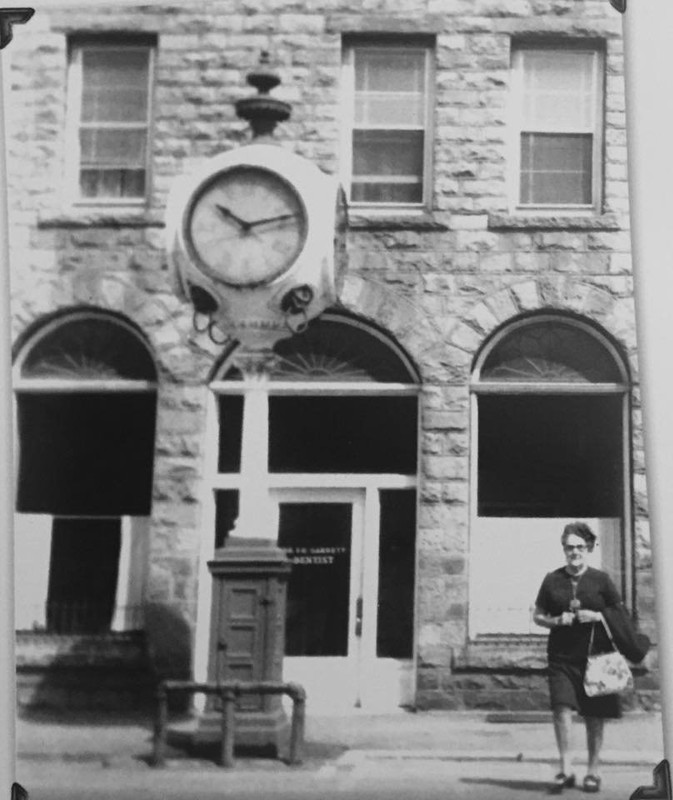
553, 705, 574, 775
585, 716, 604, 776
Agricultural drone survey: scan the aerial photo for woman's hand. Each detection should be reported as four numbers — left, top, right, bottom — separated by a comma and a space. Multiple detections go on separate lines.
575, 609, 603, 624
558, 612, 575, 626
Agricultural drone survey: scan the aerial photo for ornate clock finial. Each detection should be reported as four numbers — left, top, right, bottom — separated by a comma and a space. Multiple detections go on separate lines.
235, 51, 291, 139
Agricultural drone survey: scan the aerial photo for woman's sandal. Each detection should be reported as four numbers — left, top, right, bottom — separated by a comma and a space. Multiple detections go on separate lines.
552, 773, 576, 792
583, 775, 602, 793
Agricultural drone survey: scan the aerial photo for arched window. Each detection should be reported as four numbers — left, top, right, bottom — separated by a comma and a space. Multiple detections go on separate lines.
469, 314, 631, 635
13, 311, 158, 634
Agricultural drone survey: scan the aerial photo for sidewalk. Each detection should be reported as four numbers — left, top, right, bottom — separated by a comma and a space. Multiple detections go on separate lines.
16, 708, 665, 771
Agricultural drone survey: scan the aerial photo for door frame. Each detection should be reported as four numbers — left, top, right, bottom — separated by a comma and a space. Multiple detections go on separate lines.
194, 373, 421, 708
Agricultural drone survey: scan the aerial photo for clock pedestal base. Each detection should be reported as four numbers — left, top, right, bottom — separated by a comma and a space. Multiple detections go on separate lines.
198, 541, 293, 759
192, 703, 289, 758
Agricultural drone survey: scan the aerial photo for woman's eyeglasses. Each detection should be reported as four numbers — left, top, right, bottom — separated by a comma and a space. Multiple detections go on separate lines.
564, 544, 587, 552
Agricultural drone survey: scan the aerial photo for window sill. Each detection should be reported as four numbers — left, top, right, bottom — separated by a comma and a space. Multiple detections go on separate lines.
487, 212, 622, 232
37, 209, 165, 230
348, 211, 448, 232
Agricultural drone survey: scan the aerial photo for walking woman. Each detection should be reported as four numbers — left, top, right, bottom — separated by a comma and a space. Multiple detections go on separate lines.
534, 522, 622, 794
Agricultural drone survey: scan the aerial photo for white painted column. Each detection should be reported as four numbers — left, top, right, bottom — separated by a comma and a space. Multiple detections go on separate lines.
623, 1, 673, 763
193, 364, 275, 698
230, 371, 274, 542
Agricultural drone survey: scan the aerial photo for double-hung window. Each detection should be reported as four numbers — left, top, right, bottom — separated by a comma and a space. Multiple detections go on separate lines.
68, 38, 154, 202
343, 40, 433, 208
511, 45, 604, 210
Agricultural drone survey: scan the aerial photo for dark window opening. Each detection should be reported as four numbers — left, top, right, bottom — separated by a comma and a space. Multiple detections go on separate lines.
46, 517, 121, 634
16, 392, 156, 515
214, 490, 239, 549
478, 394, 623, 517
377, 489, 416, 658
217, 395, 244, 473
269, 396, 418, 474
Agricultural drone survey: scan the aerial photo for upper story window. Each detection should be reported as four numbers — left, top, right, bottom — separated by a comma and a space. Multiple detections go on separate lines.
67, 38, 155, 203
511, 44, 604, 211
342, 39, 434, 209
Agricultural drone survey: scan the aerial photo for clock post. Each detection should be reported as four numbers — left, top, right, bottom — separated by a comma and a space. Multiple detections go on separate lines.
165, 54, 346, 757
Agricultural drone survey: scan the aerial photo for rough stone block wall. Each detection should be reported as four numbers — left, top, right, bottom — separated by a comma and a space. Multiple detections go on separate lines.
5, 0, 653, 710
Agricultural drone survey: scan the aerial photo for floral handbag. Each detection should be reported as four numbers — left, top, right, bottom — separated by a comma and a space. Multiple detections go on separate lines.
583, 616, 634, 697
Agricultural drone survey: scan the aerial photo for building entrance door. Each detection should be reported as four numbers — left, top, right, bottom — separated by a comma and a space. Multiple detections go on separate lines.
271, 488, 414, 712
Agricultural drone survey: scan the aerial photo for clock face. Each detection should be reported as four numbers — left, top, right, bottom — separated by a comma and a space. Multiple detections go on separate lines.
185, 166, 308, 288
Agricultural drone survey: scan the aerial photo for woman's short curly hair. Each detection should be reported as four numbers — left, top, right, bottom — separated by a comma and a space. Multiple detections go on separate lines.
561, 521, 597, 551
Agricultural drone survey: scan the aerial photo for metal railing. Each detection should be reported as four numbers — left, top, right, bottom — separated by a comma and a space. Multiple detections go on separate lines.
152, 680, 306, 768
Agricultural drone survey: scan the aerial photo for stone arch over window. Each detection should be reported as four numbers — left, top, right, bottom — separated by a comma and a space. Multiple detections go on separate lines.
468, 312, 632, 636
13, 309, 158, 635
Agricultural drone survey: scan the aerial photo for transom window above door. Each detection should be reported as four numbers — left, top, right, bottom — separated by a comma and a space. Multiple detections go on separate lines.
510, 44, 604, 211
342, 38, 435, 208
215, 314, 421, 476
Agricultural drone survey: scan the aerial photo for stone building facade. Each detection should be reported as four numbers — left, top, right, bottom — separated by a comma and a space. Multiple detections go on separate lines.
8, 0, 657, 712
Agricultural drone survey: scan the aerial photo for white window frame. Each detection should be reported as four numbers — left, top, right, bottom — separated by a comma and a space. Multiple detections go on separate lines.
508, 44, 604, 214
341, 39, 435, 213
65, 38, 155, 207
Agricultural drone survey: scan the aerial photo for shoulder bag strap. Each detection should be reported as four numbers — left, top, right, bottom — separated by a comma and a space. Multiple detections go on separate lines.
587, 614, 617, 656
588, 614, 616, 656
600, 612, 617, 649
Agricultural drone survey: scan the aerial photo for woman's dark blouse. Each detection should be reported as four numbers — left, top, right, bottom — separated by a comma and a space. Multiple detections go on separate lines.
535, 566, 621, 663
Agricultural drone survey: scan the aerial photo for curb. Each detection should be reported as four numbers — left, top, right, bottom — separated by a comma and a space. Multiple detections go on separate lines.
338, 750, 662, 767
17, 748, 662, 770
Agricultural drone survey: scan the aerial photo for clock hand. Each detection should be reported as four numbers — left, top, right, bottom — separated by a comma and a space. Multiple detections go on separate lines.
215, 204, 251, 231
247, 212, 299, 229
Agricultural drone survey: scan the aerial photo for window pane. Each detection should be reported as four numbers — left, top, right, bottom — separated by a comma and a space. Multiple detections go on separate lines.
47, 518, 122, 634
352, 129, 424, 203
21, 316, 157, 380
355, 49, 425, 94
16, 393, 157, 516
278, 503, 352, 656
480, 321, 623, 383
80, 128, 146, 167
355, 93, 424, 127
81, 49, 149, 123
217, 395, 244, 473
522, 51, 595, 129
79, 169, 146, 199
520, 133, 592, 205
269, 396, 418, 474
377, 490, 416, 659
214, 490, 239, 549
478, 395, 623, 517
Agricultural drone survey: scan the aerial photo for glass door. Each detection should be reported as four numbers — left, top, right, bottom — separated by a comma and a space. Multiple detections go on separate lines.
272, 489, 364, 711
